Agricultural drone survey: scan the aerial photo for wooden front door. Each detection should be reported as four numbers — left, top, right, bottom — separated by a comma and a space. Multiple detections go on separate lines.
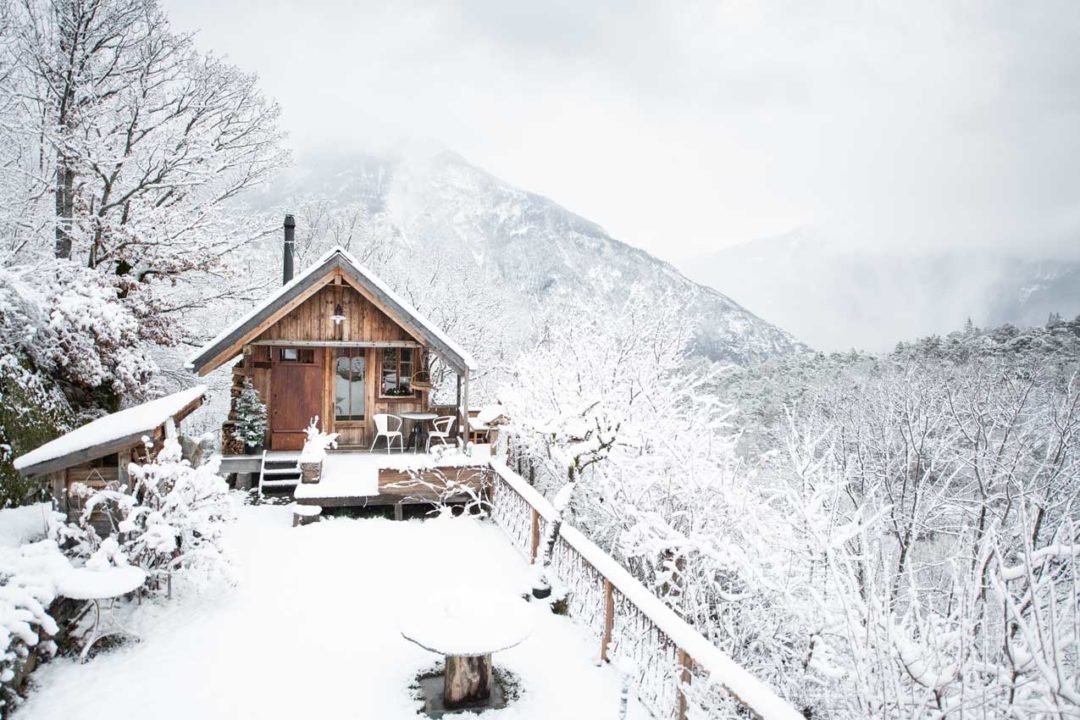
270, 347, 324, 450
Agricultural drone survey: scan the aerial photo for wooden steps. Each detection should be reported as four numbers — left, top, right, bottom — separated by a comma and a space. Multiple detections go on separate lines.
258, 451, 302, 491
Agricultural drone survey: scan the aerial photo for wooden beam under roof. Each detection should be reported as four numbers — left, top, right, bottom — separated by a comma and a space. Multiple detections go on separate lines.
250, 340, 423, 348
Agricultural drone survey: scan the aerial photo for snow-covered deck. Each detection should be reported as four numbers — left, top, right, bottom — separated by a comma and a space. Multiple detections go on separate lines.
15, 504, 645, 719
293, 450, 490, 508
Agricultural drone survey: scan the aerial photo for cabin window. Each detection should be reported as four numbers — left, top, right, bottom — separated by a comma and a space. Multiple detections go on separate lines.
278, 348, 315, 363
380, 348, 416, 397
335, 349, 366, 421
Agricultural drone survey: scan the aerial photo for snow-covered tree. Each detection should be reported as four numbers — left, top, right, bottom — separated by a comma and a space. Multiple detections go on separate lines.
500, 293, 728, 602
0, 0, 288, 380
231, 379, 267, 450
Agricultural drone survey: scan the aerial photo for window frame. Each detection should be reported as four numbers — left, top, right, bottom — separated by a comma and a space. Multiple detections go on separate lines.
378, 347, 419, 399
278, 347, 315, 364
334, 348, 366, 422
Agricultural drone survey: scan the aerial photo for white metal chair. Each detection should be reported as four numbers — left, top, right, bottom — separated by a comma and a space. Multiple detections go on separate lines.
425, 416, 457, 452
371, 414, 405, 453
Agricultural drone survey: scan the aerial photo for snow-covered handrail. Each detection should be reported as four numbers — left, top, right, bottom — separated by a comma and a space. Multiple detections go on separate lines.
489, 458, 802, 720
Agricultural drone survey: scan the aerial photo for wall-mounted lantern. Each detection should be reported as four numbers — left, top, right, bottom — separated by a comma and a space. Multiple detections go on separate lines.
331, 303, 346, 325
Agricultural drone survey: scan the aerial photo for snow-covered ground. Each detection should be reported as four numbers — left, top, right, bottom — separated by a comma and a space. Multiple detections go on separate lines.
0, 503, 51, 548
15, 501, 645, 719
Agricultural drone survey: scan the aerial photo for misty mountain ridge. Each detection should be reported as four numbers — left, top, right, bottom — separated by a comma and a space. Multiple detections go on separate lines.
678, 228, 1080, 352
255, 150, 806, 366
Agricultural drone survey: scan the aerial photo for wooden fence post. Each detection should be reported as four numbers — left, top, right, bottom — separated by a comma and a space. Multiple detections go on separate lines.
676, 648, 692, 720
600, 578, 614, 662
529, 509, 541, 562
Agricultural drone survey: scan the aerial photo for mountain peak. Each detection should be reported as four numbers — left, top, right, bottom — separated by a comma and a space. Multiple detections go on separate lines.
263, 149, 807, 365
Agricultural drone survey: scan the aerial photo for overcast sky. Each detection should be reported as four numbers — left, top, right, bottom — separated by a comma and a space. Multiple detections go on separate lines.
165, 0, 1080, 262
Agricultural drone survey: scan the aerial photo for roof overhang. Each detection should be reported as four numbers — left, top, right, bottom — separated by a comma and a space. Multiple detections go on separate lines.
15, 390, 205, 477
186, 248, 477, 376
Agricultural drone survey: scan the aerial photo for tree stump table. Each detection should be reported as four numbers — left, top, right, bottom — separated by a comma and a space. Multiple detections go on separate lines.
57, 565, 147, 663
400, 592, 534, 709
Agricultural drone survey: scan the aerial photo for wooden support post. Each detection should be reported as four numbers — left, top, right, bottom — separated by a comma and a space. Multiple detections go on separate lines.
117, 449, 132, 490
676, 648, 692, 720
49, 471, 66, 515
461, 369, 470, 451
394, 503, 404, 521
529, 509, 541, 562
600, 578, 614, 662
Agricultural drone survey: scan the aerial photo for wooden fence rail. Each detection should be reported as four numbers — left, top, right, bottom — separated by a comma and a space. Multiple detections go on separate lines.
488, 458, 802, 720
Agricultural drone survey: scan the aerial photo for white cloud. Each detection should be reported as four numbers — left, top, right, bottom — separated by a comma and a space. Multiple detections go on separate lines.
164, 0, 1080, 260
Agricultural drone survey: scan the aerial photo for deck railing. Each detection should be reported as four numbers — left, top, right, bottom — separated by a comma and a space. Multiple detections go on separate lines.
488, 458, 802, 720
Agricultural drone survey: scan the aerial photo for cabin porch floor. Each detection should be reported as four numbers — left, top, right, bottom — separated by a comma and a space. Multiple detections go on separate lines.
220, 449, 490, 510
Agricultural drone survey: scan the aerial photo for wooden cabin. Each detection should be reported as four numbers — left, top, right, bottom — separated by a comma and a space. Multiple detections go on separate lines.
12, 386, 207, 524
185, 224, 477, 454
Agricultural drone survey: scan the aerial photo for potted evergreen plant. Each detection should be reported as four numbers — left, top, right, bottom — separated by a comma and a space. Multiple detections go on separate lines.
232, 379, 267, 454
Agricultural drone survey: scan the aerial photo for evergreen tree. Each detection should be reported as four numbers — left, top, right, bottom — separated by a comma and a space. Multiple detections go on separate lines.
231, 379, 267, 450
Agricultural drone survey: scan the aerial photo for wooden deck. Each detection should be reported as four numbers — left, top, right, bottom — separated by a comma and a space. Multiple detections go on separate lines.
219, 449, 493, 509
296, 464, 491, 509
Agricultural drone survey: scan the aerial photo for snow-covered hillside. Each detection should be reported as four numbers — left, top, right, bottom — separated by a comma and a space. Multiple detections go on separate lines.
679, 229, 1080, 352
253, 151, 805, 365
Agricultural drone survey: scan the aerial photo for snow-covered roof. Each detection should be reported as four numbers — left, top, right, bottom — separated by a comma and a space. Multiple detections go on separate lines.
13, 386, 207, 477
185, 246, 477, 374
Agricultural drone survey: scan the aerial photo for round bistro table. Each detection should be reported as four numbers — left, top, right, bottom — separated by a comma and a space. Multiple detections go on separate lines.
58, 565, 147, 663
400, 412, 439, 452
400, 592, 534, 708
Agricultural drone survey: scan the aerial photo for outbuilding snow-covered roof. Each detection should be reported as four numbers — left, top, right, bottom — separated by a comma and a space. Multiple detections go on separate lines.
184, 246, 477, 374
13, 385, 208, 477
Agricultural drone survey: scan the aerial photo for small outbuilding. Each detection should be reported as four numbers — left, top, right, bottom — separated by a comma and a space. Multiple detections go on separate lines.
13, 385, 207, 520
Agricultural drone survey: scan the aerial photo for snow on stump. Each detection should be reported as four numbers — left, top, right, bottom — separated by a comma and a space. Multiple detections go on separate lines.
291, 504, 322, 527
299, 418, 337, 485
400, 592, 533, 709
299, 460, 322, 484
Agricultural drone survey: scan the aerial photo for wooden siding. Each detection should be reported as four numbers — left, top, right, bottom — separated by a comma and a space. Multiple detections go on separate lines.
255, 282, 416, 344
64, 464, 122, 533
65, 465, 120, 489
240, 282, 433, 449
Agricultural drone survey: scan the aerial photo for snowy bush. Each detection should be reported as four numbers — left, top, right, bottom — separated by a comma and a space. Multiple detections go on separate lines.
231, 379, 267, 450
0, 532, 68, 711
64, 437, 234, 593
